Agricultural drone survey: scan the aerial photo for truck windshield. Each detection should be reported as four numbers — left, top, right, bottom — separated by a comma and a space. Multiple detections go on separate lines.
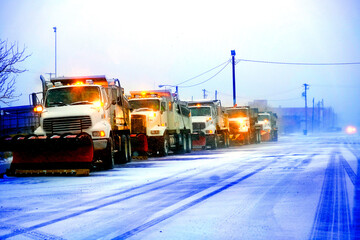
190, 107, 211, 116
258, 115, 270, 121
45, 86, 101, 107
226, 109, 248, 118
129, 99, 160, 111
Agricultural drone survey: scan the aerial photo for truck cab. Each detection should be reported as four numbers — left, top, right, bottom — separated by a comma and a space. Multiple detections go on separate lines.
258, 112, 278, 142
188, 100, 229, 149
129, 90, 192, 156
226, 106, 261, 144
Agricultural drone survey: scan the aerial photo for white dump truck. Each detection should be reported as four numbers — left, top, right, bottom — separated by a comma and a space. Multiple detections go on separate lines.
1, 75, 132, 175
226, 106, 262, 145
129, 90, 192, 156
187, 100, 230, 149
257, 112, 278, 142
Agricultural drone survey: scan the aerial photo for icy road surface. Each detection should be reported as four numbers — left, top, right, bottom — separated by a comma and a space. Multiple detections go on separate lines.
0, 133, 359, 240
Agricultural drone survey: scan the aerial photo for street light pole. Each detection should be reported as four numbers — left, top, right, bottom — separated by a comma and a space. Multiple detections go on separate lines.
53, 27, 57, 77
231, 50, 236, 107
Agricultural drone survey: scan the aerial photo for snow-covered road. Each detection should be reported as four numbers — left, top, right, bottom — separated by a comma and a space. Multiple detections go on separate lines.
0, 133, 359, 239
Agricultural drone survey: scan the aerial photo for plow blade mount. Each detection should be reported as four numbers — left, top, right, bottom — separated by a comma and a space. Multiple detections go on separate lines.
0, 133, 94, 176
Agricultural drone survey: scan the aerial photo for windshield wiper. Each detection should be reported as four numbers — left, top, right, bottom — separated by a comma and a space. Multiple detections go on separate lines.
70, 101, 92, 105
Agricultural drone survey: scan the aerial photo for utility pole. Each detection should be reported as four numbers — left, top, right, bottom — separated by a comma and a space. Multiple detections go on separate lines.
317, 101, 321, 130
312, 98, 314, 133
215, 90, 218, 100
53, 27, 57, 77
303, 83, 309, 135
321, 99, 324, 130
202, 89, 207, 99
231, 50, 236, 106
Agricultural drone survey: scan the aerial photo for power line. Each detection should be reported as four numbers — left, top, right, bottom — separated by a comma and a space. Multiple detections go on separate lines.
179, 60, 231, 88
175, 59, 231, 86
236, 58, 360, 66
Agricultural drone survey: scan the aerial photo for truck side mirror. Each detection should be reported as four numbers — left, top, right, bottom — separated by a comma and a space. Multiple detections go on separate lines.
31, 93, 38, 106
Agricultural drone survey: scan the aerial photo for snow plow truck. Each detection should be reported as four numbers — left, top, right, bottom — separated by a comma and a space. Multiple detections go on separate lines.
187, 100, 230, 149
225, 106, 262, 145
257, 111, 278, 142
0, 75, 132, 176
129, 90, 192, 157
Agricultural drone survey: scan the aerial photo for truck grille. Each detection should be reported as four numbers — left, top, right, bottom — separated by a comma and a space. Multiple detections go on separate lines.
43, 116, 92, 133
193, 122, 205, 131
131, 115, 146, 134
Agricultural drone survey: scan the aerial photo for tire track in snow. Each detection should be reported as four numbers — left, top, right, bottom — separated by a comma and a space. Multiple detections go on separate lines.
345, 138, 360, 239
0, 154, 267, 239
110, 160, 276, 240
0, 222, 65, 240
309, 151, 352, 239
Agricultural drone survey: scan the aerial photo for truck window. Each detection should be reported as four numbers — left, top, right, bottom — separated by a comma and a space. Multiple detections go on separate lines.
161, 102, 166, 111
101, 88, 109, 106
45, 86, 101, 107
258, 115, 269, 121
129, 99, 160, 111
190, 107, 211, 116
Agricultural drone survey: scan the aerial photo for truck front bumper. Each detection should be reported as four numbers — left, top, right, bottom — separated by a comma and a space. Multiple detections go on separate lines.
93, 138, 108, 151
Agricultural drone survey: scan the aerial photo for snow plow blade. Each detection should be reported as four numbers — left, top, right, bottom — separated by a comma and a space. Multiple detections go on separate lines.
0, 133, 94, 176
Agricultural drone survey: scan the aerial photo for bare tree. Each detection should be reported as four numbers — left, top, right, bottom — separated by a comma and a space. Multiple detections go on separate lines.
0, 39, 30, 105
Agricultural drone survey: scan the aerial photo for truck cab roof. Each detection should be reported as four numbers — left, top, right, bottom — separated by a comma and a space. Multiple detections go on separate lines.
50, 75, 109, 87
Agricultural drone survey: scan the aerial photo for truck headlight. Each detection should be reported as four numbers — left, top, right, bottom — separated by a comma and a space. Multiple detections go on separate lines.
92, 131, 106, 137
205, 130, 214, 134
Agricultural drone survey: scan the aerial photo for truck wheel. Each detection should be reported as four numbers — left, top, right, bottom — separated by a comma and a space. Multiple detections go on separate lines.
176, 134, 186, 154
186, 133, 192, 153
224, 133, 230, 148
211, 135, 218, 150
126, 135, 132, 162
104, 138, 114, 169
120, 135, 129, 163
113, 135, 121, 164
159, 136, 169, 156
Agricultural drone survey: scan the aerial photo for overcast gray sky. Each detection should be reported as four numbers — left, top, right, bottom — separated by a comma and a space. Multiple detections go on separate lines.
1, 0, 359, 127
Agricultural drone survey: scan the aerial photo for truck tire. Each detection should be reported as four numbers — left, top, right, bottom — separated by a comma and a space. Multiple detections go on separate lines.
224, 133, 230, 148
104, 138, 114, 169
176, 134, 186, 154
210, 135, 218, 150
113, 135, 122, 164
120, 135, 129, 163
244, 133, 250, 145
126, 135, 132, 162
159, 136, 169, 156
186, 133, 192, 153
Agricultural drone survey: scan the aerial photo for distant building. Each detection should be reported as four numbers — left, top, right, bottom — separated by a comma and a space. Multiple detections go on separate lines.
272, 107, 338, 134
248, 100, 338, 134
